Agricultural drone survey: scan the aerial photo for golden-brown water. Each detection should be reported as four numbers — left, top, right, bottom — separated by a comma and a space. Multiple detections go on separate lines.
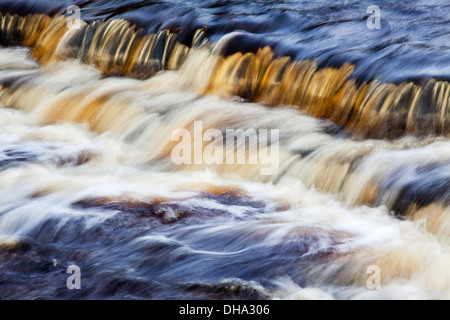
0, 7, 448, 300
1, 13, 449, 139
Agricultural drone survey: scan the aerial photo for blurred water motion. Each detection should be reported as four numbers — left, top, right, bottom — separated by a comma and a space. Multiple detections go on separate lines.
0, 1, 448, 300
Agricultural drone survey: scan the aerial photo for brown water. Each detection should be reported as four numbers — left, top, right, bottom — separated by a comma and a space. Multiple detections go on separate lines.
0, 6, 448, 300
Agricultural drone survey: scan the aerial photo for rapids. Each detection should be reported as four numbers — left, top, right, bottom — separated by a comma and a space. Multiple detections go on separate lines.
0, 1, 448, 300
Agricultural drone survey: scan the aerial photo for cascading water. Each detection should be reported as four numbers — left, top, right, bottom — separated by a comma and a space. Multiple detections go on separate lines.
0, 0, 448, 300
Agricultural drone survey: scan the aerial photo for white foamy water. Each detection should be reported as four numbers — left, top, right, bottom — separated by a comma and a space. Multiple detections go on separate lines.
0, 47, 448, 300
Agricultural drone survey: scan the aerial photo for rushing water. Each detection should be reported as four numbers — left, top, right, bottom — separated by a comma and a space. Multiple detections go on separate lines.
0, 1, 449, 300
